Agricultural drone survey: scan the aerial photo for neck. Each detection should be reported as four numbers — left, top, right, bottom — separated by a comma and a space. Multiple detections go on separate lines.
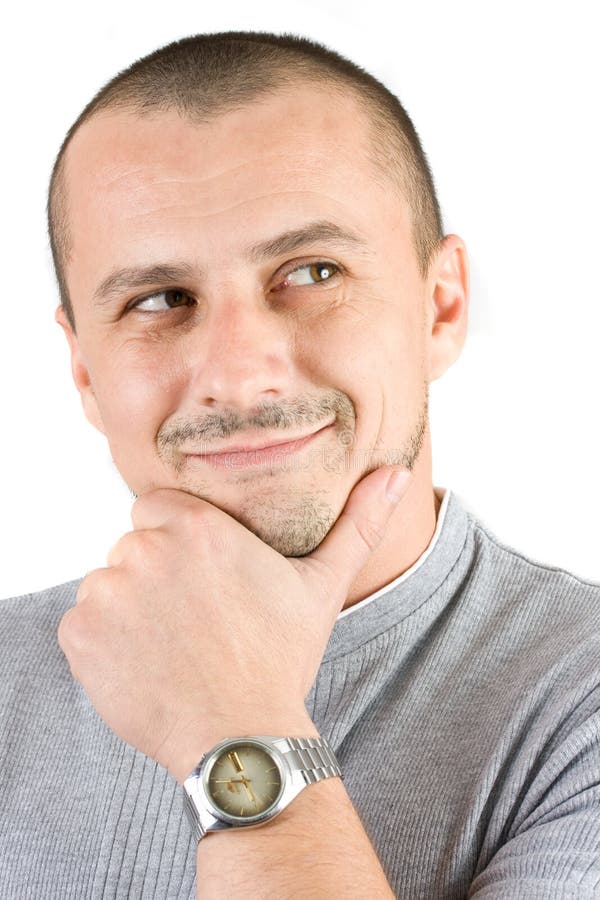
343, 428, 439, 610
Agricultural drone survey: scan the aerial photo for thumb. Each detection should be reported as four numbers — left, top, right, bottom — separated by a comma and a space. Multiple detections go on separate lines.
304, 465, 412, 600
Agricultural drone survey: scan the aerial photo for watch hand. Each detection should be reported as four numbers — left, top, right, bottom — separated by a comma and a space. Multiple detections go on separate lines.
228, 751, 244, 773
214, 777, 255, 788
239, 775, 256, 803
213, 778, 249, 786
226, 775, 256, 803
212, 776, 257, 803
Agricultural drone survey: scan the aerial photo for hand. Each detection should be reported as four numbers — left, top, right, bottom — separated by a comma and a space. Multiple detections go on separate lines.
57, 466, 411, 783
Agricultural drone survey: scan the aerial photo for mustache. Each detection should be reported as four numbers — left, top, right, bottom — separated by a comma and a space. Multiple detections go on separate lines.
157, 392, 355, 450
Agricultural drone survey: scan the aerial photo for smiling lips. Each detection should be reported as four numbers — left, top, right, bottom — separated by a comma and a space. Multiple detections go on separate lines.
185, 422, 335, 469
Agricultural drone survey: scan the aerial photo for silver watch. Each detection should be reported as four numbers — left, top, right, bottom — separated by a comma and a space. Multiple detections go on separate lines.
182, 734, 342, 841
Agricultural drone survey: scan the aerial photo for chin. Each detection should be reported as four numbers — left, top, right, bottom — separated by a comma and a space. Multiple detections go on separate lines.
233, 498, 337, 558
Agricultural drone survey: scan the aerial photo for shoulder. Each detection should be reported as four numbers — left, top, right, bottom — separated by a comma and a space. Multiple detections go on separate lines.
0, 576, 83, 617
460, 506, 600, 675
469, 510, 600, 602
0, 577, 83, 662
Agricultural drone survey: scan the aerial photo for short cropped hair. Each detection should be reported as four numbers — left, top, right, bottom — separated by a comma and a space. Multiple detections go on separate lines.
47, 30, 445, 334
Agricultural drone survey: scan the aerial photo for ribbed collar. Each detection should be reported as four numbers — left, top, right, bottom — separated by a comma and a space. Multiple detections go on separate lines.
322, 487, 472, 661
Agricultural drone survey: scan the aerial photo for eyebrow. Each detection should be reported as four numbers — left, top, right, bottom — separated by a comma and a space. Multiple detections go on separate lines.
92, 219, 371, 306
246, 219, 370, 264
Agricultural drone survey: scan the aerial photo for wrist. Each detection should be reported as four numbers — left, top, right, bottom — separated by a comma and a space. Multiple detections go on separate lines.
168, 708, 320, 786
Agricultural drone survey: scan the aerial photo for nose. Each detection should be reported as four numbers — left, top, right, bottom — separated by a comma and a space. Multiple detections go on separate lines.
186, 291, 295, 411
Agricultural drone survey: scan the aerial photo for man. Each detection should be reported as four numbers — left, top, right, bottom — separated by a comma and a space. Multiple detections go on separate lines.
1, 29, 598, 899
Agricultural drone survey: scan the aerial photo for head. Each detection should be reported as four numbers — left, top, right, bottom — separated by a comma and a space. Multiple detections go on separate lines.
49, 31, 468, 556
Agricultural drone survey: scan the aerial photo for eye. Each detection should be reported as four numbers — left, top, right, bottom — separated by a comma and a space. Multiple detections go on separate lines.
128, 289, 196, 313
275, 261, 342, 290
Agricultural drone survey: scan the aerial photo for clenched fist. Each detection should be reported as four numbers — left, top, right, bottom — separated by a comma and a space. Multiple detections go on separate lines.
57, 465, 411, 784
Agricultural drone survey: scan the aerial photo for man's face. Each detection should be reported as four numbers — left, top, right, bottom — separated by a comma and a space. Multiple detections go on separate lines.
58, 82, 436, 556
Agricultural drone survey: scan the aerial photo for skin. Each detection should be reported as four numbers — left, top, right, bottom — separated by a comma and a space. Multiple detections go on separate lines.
52, 79, 469, 897
55, 80, 469, 611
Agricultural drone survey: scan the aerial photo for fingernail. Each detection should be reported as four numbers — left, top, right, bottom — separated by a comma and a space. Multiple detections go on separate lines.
385, 469, 411, 503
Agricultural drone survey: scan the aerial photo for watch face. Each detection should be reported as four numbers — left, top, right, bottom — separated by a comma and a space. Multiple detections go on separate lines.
205, 742, 284, 820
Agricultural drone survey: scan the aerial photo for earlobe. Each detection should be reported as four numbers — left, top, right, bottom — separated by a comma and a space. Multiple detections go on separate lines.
426, 234, 470, 382
54, 305, 107, 436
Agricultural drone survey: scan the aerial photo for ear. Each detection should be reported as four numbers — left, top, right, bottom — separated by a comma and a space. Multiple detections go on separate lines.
55, 305, 107, 436
425, 234, 470, 382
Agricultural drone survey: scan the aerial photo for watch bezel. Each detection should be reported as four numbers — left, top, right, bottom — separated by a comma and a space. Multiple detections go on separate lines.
199, 737, 289, 828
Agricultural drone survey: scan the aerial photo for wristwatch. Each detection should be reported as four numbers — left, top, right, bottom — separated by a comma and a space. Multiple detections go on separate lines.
182, 734, 342, 841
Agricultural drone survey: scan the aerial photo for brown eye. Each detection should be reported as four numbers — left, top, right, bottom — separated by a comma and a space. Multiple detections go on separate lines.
130, 289, 195, 312
163, 290, 189, 307
281, 262, 341, 288
310, 263, 337, 282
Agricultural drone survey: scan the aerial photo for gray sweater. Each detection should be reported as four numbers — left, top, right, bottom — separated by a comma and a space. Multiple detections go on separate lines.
1, 487, 599, 899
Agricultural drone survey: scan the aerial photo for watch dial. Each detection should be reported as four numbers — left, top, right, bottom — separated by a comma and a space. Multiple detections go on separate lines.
207, 742, 283, 819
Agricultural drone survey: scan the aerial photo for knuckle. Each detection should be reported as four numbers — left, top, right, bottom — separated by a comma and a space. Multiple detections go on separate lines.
127, 529, 162, 559
178, 506, 212, 540
177, 506, 198, 530
130, 491, 161, 528
110, 529, 164, 569
76, 567, 121, 606
130, 494, 146, 524
131, 489, 180, 525
76, 569, 104, 603
57, 606, 87, 653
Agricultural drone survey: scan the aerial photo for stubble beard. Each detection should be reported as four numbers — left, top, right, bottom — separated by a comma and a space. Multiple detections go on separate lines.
117, 384, 429, 558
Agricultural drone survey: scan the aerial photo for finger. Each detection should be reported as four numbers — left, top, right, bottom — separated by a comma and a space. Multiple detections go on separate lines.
106, 528, 165, 569
74, 566, 112, 604
303, 466, 412, 603
130, 487, 207, 531
106, 534, 133, 568
106, 538, 125, 568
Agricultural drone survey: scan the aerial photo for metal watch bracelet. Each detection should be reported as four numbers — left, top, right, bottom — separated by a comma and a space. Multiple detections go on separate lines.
278, 735, 342, 784
183, 734, 342, 841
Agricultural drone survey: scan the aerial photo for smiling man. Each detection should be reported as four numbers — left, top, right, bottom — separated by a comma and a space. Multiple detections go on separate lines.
1, 30, 599, 900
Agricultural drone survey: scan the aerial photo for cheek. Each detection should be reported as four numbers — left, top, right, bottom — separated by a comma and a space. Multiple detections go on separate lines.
313, 295, 419, 386
325, 298, 425, 435
93, 343, 181, 440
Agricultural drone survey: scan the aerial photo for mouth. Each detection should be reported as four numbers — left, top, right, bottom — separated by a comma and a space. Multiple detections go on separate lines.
185, 422, 335, 470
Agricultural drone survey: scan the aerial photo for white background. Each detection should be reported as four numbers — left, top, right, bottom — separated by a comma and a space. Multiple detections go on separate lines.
1, 0, 598, 598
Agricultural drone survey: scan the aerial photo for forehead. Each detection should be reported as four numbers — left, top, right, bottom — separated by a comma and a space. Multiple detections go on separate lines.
62, 81, 411, 300
64, 81, 395, 219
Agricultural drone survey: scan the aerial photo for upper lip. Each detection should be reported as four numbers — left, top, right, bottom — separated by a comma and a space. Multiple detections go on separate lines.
186, 421, 334, 455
